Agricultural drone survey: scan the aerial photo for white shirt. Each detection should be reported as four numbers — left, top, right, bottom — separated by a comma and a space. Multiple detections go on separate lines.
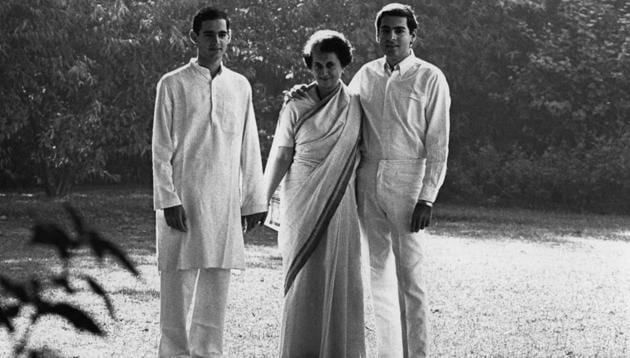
349, 53, 451, 202
152, 58, 266, 271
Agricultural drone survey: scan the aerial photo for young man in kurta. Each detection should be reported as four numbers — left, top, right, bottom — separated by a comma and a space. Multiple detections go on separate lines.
152, 7, 267, 358
349, 3, 451, 358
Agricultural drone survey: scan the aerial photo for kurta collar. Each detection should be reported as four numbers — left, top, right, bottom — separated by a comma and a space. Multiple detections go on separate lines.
190, 57, 224, 80
383, 51, 419, 77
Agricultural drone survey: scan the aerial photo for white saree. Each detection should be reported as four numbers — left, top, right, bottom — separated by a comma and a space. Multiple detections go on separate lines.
271, 83, 365, 357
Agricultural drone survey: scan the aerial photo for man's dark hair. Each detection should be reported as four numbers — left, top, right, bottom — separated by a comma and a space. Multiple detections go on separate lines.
375, 3, 418, 33
302, 30, 353, 68
192, 7, 230, 34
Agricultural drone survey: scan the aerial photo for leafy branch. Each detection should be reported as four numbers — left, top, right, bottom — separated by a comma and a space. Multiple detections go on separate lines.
0, 203, 140, 357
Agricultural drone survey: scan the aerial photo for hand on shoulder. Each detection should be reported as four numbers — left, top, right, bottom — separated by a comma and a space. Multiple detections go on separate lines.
283, 82, 316, 104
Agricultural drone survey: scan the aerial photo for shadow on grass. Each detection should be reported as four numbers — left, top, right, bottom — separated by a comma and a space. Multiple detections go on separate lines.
432, 204, 630, 243
3, 187, 629, 263
246, 255, 282, 270
244, 227, 277, 247
0, 236, 67, 280
31, 347, 67, 358
109, 287, 159, 299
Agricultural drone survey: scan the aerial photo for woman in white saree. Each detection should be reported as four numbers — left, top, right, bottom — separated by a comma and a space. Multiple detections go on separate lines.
263, 30, 365, 357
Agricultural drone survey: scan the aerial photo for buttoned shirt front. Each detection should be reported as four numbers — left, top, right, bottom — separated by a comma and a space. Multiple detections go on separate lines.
349, 53, 451, 202
152, 58, 266, 271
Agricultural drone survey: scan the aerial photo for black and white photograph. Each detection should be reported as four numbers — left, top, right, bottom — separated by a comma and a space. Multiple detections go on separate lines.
0, 0, 628, 357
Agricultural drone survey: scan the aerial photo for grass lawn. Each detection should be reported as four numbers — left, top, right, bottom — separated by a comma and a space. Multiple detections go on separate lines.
0, 186, 629, 357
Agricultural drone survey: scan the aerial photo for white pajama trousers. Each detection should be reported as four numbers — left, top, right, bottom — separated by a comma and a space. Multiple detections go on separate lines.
158, 268, 231, 358
357, 159, 429, 358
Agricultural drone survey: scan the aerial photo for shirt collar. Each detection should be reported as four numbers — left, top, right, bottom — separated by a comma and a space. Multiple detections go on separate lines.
383, 51, 417, 76
190, 58, 224, 80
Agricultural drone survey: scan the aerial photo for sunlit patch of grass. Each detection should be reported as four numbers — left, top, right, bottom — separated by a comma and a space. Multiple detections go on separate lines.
1, 187, 629, 357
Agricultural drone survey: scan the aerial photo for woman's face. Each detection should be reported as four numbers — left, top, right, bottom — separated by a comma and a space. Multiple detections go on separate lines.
310, 48, 343, 94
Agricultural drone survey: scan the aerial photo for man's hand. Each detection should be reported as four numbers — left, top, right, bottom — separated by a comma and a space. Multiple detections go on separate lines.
282, 83, 314, 104
164, 205, 187, 232
242, 212, 267, 233
410, 201, 432, 232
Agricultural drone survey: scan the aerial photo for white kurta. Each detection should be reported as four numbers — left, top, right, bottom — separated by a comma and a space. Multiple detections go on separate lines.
152, 58, 266, 271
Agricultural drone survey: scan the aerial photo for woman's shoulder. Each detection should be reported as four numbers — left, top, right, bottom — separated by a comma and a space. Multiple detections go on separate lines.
283, 88, 317, 115
278, 99, 305, 127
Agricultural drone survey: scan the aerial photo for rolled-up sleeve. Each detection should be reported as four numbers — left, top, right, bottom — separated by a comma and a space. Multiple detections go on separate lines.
152, 78, 181, 210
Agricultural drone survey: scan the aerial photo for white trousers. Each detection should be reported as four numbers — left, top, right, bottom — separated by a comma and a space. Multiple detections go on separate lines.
158, 268, 231, 358
357, 159, 429, 358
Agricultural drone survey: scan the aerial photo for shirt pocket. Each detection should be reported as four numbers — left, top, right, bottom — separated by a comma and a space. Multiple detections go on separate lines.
402, 92, 427, 134
391, 85, 426, 115
407, 92, 425, 104
214, 98, 242, 135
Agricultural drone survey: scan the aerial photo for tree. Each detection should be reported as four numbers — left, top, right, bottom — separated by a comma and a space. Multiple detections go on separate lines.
1, 0, 628, 210
505, 0, 630, 150
0, 0, 194, 195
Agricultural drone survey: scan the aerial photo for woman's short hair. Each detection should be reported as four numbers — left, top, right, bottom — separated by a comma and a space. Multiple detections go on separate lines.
375, 3, 418, 33
302, 30, 353, 68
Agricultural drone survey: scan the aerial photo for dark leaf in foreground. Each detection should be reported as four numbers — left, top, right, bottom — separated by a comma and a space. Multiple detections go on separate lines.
87, 231, 105, 260
31, 224, 75, 259
87, 231, 140, 277
0, 305, 17, 333
83, 276, 116, 319
0, 275, 30, 302
28, 347, 66, 358
39, 302, 104, 336
64, 203, 85, 236
2, 304, 20, 319
52, 275, 74, 294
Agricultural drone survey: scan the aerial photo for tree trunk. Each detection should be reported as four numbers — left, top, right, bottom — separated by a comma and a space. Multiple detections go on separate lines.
44, 164, 74, 197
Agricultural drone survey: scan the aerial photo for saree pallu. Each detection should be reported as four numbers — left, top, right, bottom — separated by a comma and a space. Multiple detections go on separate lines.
278, 84, 365, 358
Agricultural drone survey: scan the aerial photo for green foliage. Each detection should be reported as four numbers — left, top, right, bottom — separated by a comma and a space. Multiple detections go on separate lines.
0, 204, 139, 357
0, 0, 628, 211
0, 0, 197, 195
445, 0, 630, 211
448, 129, 630, 211
1, 0, 110, 195
504, 0, 630, 149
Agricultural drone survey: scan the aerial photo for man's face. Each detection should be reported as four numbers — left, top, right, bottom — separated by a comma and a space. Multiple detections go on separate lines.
377, 15, 415, 65
190, 19, 231, 66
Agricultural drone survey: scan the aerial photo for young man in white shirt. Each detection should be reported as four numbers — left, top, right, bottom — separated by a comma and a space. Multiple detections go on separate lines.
152, 7, 267, 357
349, 3, 451, 357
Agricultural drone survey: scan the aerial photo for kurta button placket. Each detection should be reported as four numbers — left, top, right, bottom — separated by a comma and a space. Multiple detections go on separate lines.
209, 78, 213, 122
384, 65, 400, 159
